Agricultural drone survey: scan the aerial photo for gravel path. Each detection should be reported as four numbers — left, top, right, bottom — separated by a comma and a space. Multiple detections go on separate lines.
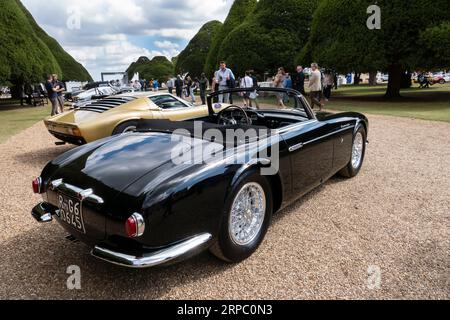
0, 115, 448, 300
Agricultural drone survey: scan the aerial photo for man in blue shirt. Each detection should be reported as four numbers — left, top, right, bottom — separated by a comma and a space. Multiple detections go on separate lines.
283, 74, 293, 104
216, 61, 235, 103
153, 79, 159, 92
284, 74, 293, 89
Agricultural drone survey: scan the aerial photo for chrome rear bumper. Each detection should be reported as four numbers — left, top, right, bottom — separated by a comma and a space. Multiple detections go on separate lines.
33, 202, 213, 269
31, 202, 55, 223
91, 233, 213, 268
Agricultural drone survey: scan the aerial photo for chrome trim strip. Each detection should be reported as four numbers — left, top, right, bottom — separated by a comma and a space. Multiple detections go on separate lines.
131, 213, 146, 238
341, 123, 353, 129
303, 125, 355, 146
78, 189, 94, 201
288, 143, 304, 152
91, 233, 213, 268
276, 119, 318, 134
50, 179, 104, 205
288, 125, 355, 153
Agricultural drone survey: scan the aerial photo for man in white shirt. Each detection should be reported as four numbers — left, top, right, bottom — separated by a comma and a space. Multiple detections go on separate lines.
216, 61, 235, 104
133, 80, 142, 91
308, 62, 324, 111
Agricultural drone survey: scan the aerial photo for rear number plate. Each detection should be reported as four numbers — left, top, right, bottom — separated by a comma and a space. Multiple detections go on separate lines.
56, 193, 86, 234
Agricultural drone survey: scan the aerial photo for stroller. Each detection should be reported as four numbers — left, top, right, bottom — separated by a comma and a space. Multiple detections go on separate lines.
418, 74, 431, 88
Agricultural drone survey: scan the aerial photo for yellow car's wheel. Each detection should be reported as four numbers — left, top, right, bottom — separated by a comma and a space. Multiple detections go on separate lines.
112, 121, 139, 135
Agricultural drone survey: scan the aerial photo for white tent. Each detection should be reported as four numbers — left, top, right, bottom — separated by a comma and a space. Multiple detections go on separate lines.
131, 72, 140, 82
65, 81, 88, 93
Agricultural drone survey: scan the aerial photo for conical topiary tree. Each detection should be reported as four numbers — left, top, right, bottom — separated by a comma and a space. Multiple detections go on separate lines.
0, 0, 93, 87
176, 20, 222, 78
203, 0, 257, 77
217, 0, 320, 76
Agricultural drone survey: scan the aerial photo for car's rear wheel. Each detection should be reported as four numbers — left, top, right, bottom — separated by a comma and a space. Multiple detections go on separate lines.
339, 125, 367, 178
112, 121, 138, 135
210, 171, 273, 263
439, 79, 445, 84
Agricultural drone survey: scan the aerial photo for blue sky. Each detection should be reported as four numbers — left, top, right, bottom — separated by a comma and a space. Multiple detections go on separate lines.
21, 0, 233, 81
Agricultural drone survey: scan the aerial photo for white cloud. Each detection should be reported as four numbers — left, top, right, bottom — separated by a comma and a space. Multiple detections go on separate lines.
154, 40, 180, 50
21, 0, 233, 80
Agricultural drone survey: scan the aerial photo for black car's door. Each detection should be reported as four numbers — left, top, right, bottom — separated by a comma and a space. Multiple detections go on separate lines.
280, 120, 334, 199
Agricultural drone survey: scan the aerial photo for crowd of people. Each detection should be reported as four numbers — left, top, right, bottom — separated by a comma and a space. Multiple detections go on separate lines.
167, 61, 336, 111
131, 79, 160, 92
36, 61, 336, 118
206, 61, 335, 110
417, 72, 432, 88
26, 64, 446, 119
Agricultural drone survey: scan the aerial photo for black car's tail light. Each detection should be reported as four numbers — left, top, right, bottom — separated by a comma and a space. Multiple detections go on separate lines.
32, 177, 42, 194
125, 213, 146, 238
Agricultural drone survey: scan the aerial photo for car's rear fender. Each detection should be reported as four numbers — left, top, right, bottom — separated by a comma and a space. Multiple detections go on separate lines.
110, 157, 240, 248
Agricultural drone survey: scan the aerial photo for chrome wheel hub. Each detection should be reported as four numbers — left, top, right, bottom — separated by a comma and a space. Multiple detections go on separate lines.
352, 132, 364, 169
229, 182, 266, 246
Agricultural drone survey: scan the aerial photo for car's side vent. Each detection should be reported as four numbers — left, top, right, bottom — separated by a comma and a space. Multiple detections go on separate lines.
79, 96, 138, 113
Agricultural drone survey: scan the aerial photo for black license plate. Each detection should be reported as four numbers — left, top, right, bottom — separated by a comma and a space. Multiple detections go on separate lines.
56, 193, 86, 234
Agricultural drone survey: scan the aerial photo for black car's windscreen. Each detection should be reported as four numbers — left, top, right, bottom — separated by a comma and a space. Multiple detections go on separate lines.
210, 88, 310, 119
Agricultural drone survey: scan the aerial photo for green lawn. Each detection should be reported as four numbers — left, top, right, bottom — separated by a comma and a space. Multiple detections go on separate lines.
325, 84, 450, 123
0, 101, 51, 143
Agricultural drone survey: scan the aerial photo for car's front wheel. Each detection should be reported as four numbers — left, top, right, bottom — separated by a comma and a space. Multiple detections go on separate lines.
112, 121, 138, 135
339, 125, 367, 178
210, 171, 273, 263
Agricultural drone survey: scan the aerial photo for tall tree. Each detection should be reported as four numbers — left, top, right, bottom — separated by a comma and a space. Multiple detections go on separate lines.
0, 0, 61, 85
203, 0, 257, 76
176, 20, 222, 77
0, 0, 92, 86
419, 22, 450, 70
218, 0, 320, 76
304, 0, 449, 98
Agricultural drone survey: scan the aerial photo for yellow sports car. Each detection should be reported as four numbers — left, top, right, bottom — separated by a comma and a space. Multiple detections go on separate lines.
45, 92, 211, 145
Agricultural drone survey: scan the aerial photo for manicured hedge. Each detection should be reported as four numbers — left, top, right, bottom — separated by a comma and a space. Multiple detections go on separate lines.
176, 20, 222, 78
0, 0, 92, 86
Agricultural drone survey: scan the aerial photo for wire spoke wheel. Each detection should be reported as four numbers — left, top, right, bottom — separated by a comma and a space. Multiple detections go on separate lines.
229, 182, 266, 246
352, 132, 364, 169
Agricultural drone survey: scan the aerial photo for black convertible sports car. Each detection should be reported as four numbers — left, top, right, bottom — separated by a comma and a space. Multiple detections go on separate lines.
32, 88, 368, 268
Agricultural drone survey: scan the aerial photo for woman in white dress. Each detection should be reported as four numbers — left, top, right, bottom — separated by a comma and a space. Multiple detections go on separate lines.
273, 67, 286, 108
240, 71, 254, 108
